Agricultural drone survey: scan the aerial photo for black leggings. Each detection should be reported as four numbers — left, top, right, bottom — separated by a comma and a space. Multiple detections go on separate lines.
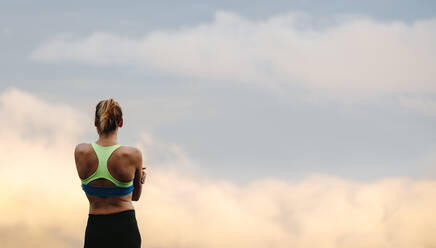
84, 209, 141, 248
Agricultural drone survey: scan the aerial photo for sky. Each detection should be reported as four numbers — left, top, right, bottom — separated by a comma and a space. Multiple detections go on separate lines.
1, 1, 436, 247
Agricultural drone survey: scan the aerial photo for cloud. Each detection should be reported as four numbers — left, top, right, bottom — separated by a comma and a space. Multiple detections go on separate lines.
1, 87, 436, 247
0, 87, 86, 143
136, 131, 194, 170
0, 87, 88, 190
30, 11, 436, 98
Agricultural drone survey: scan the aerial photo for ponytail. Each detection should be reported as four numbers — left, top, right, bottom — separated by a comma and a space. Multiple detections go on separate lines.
95, 98, 123, 134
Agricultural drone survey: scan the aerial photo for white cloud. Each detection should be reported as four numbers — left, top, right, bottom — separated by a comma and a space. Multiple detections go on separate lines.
0, 87, 86, 141
1, 88, 436, 247
135, 131, 198, 175
31, 11, 436, 98
0, 87, 88, 192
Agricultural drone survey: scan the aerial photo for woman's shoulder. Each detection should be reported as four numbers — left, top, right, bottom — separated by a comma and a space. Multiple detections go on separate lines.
113, 145, 142, 168
74, 143, 92, 155
74, 143, 141, 158
117, 145, 142, 160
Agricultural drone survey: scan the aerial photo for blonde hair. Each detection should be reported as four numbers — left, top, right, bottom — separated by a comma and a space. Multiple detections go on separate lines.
95, 98, 123, 135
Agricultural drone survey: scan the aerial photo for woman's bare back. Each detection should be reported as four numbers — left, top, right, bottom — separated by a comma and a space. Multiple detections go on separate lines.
75, 143, 143, 214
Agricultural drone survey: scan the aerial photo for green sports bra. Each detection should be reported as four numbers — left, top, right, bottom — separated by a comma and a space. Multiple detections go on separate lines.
81, 142, 134, 187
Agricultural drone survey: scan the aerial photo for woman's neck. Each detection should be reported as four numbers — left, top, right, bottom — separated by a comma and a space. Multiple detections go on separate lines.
97, 131, 118, 146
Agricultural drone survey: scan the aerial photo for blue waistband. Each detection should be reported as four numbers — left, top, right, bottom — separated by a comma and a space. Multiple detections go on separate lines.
82, 184, 134, 197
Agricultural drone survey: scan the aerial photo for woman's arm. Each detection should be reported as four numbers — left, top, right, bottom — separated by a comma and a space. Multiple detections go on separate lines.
132, 148, 145, 201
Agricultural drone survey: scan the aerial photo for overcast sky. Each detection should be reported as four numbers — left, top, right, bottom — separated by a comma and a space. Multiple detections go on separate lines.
1, 0, 435, 184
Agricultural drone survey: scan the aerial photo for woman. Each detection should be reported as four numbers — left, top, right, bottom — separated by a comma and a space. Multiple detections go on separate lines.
74, 98, 146, 248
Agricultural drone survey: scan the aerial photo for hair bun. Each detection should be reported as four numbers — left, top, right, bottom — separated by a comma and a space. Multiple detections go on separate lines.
95, 98, 123, 134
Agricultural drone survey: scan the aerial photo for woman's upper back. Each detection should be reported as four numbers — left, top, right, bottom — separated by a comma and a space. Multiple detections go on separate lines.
75, 142, 140, 186
75, 142, 142, 214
